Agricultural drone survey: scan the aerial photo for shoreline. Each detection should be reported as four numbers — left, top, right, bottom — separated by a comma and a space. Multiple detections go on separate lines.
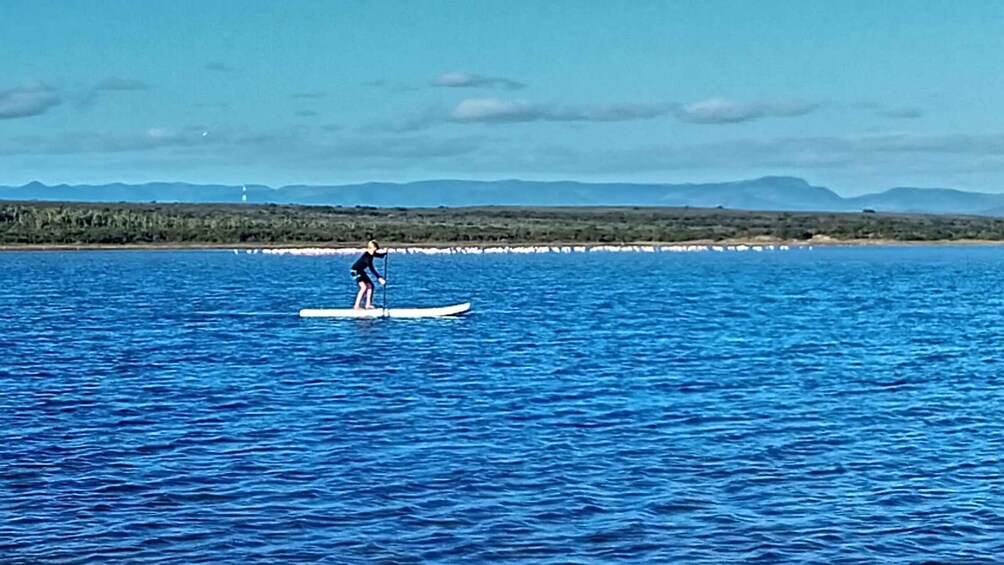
4, 238, 1004, 252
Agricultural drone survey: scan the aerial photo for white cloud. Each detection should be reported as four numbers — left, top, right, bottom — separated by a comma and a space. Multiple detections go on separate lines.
676, 98, 819, 124
373, 95, 818, 131
451, 98, 538, 123
403, 97, 812, 128
0, 82, 61, 119
146, 127, 173, 139
433, 71, 526, 90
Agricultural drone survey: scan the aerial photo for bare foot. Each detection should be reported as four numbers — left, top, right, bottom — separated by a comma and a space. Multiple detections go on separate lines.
365, 304, 375, 309
353, 305, 363, 310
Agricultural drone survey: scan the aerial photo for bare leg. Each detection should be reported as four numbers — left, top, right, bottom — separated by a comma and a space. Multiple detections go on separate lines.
364, 283, 375, 308
353, 281, 367, 309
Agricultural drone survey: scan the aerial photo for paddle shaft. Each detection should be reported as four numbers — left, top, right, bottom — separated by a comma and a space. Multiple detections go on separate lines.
382, 253, 388, 310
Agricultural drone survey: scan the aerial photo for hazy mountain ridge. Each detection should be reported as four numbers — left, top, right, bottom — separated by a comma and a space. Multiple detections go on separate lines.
3, 177, 1004, 216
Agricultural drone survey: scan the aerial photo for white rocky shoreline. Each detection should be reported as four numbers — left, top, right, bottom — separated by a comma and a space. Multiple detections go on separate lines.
248, 244, 800, 256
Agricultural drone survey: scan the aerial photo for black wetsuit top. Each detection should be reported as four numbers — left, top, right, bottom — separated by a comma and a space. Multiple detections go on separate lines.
351, 251, 385, 279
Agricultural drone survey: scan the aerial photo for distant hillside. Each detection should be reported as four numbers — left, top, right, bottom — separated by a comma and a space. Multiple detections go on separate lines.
848, 187, 1004, 215
2, 177, 1004, 216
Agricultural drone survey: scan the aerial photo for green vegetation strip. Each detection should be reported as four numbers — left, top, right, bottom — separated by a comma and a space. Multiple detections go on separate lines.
3, 201, 1004, 245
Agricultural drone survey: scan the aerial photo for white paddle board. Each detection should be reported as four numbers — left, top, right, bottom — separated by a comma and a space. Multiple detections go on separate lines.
299, 302, 471, 319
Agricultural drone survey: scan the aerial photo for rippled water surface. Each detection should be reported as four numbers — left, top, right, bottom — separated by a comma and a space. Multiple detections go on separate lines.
3, 247, 1004, 563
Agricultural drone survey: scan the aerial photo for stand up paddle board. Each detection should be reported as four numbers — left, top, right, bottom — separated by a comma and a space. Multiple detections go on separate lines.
299, 302, 471, 319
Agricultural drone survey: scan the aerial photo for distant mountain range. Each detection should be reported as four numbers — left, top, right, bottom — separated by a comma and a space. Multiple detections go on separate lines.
3, 176, 1004, 216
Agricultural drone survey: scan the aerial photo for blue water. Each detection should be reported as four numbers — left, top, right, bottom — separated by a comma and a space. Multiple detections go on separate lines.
2, 247, 1003, 563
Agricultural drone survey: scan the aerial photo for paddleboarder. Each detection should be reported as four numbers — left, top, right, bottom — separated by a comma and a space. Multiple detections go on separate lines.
351, 240, 387, 309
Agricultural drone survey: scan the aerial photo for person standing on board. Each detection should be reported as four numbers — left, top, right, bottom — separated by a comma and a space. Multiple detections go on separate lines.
350, 240, 387, 309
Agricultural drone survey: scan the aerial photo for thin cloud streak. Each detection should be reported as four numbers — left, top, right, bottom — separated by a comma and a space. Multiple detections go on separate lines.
373, 96, 820, 131
0, 126, 483, 164
359, 105, 448, 133
879, 108, 923, 119
0, 82, 61, 119
433, 71, 526, 90
839, 102, 925, 120
363, 79, 422, 92
1, 127, 219, 155
94, 77, 150, 91
205, 62, 236, 72
8, 117, 1001, 179
451, 98, 537, 123
450, 98, 673, 124
675, 98, 819, 124
487, 134, 1004, 175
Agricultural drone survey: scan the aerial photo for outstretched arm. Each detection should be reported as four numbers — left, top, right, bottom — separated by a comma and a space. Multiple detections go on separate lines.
369, 252, 386, 280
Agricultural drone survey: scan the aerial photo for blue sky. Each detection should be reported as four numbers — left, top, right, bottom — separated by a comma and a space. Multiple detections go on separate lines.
2, 0, 1003, 195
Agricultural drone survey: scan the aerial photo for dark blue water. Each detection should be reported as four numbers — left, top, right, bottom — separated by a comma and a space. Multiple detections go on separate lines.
2, 247, 1003, 563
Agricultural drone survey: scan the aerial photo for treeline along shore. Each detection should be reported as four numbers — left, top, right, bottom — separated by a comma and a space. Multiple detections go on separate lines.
4, 200, 1004, 247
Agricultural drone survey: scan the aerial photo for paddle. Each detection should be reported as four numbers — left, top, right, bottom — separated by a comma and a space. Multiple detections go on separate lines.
382, 252, 388, 310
